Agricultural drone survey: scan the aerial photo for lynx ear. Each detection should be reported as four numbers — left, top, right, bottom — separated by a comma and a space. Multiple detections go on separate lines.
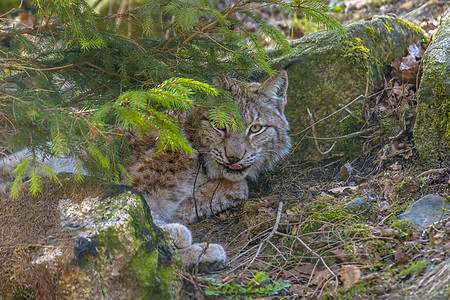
258, 70, 288, 113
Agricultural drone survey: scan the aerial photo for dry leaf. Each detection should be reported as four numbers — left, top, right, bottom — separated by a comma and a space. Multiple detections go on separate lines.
339, 265, 361, 289
392, 173, 403, 183
330, 249, 349, 262
361, 272, 380, 282
328, 186, 357, 195
310, 269, 331, 287
387, 162, 402, 171
394, 248, 410, 266
282, 263, 316, 284
289, 284, 311, 295
341, 162, 353, 182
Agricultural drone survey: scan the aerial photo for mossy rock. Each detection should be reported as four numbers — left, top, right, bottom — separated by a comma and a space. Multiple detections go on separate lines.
413, 9, 450, 167
269, 15, 425, 162
0, 175, 182, 299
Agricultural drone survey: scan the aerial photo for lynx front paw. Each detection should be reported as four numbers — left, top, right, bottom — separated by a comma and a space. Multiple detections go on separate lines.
160, 223, 192, 249
179, 243, 226, 272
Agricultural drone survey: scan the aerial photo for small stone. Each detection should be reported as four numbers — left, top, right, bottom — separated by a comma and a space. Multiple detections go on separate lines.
343, 197, 372, 214
398, 194, 449, 231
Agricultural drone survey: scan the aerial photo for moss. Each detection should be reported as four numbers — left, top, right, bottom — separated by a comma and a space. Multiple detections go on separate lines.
414, 59, 449, 165
126, 197, 181, 299
365, 27, 378, 43
366, 240, 393, 262
432, 82, 450, 138
383, 19, 393, 33
380, 119, 395, 135
340, 37, 370, 66
394, 18, 424, 35
302, 202, 354, 232
95, 227, 122, 251
334, 110, 365, 158
128, 246, 160, 298
387, 219, 415, 237
392, 177, 419, 201
399, 258, 429, 277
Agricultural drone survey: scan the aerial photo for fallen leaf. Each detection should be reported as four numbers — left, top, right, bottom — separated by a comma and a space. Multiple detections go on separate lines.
328, 186, 358, 195
408, 44, 422, 59
339, 265, 361, 289
330, 249, 349, 262
361, 272, 380, 283
310, 269, 331, 287
341, 162, 353, 182
392, 173, 403, 183
394, 248, 410, 266
289, 284, 311, 294
282, 263, 316, 284
387, 162, 402, 171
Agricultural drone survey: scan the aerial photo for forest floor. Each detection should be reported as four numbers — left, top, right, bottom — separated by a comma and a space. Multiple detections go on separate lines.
183, 1, 449, 299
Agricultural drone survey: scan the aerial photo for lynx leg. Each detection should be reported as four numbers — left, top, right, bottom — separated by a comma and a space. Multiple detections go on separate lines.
179, 243, 226, 272
159, 223, 192, 249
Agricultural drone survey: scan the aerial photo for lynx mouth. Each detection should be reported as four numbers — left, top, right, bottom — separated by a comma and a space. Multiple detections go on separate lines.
216, 162, 249, 174
225, 164, 248, 172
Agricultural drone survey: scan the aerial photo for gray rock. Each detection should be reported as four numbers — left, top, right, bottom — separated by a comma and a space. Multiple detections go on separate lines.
269, 15, 425, 162
413, 8, 450, 167
343, 197, 372, 214
398, 194, 449, 231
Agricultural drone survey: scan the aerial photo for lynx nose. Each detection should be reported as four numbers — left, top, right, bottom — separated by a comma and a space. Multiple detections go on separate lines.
227, 156, 240, 164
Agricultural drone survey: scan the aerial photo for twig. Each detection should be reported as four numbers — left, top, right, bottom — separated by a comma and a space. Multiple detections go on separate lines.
294, 95, 363, 136
188, 273, 208, 297
0, 23, 58, 38
307, 108, 336, 155
275, 231, 337, 278
306, 127, 376, 141
192, 163, 201, 220
190, 241, 210, 297
365, 144, 388, 177
267, 240, 287, 261
362, 70, 370, 122
418, 168, 448, 177
209, 180, 221, 216
227, 217, 275, 245
246, 201, 284, 268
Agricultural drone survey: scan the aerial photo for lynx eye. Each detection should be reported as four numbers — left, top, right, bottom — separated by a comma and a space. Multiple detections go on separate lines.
211, 122, 227, 132
249, 124, 263, 134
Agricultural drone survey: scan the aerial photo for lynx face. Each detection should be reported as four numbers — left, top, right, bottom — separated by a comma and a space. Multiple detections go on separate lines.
192, 71, 291, 182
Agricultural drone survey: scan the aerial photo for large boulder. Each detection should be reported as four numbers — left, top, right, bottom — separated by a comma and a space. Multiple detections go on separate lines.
0, 175, 181, 299
270, 15, 426, 161
413, 9, 450, 167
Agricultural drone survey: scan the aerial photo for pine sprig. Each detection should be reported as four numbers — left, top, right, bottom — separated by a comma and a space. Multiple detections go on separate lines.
1, 0, 344, 197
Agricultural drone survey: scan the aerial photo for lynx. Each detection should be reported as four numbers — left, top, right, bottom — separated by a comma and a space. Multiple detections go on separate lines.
0, 70, 291, 271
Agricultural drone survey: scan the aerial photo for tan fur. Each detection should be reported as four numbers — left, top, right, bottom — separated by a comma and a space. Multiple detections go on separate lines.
125, 71, 291, 270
